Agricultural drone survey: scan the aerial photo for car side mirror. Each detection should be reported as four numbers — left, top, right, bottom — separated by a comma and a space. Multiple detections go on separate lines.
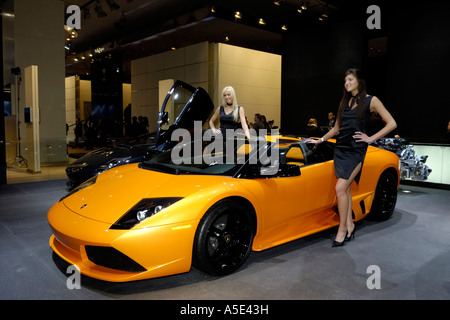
260, 163, 301, 177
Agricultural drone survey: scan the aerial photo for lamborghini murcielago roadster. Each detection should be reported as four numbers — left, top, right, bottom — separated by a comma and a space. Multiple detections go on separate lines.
48, 132, 399, 282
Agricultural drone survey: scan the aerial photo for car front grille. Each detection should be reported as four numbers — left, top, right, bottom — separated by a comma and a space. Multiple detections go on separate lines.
85, 245, 146, 273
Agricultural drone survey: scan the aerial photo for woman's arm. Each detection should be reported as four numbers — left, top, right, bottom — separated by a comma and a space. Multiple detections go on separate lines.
239, 106, 251, 139
209, 107, 221, 134
304, 121, 340, 144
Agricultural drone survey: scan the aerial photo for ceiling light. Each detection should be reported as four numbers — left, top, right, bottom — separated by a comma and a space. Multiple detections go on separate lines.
319, 3, 329, 21
281, 25, 287, 31
301, 1, 309, 11
234, 11, 242, 20
64, 25, 78, 41
258, 18, 266, 25
319, 12, 329, 21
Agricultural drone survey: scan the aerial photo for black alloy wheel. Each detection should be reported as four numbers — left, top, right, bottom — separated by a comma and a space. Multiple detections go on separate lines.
369, 169, 398, 221
193, 199, 254, 276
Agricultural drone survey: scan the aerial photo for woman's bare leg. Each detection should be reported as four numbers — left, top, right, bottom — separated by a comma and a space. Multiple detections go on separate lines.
334, 163, 362, 243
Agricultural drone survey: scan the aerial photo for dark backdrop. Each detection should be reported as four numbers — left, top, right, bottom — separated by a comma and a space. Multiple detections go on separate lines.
281, 0, 450, 143
91, 53, 124, 138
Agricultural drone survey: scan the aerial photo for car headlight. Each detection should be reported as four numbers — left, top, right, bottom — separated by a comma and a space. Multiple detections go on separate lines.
110, 197, 183, 230
59, 175, 98, 202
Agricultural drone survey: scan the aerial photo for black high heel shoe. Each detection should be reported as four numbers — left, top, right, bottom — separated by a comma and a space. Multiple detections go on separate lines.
332, 239, 345, 247
345, 226, 356, 242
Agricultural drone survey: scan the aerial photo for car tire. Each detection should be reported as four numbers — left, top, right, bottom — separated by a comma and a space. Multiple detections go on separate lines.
193, 199, 254, 276
369, 169, 398, 221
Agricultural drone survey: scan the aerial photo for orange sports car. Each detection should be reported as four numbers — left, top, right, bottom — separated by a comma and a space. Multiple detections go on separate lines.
48, 132, 399, 282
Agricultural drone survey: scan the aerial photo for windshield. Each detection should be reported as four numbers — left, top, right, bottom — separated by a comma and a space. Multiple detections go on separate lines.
141, 136, 278, 177
141, 136, 334, 177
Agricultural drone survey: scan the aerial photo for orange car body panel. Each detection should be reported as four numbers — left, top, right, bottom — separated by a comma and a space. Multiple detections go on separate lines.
48, 137, 399, 282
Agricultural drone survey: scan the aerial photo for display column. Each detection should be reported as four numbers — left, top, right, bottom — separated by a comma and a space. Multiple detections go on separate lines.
24, 65, 40, 173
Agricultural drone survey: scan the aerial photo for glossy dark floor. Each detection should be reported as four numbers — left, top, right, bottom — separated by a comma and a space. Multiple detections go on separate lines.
0, 180, 449, 300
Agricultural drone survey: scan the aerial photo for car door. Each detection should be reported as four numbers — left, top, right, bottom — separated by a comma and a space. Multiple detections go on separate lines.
155, 80, 214, 151
251, 143, 338, 250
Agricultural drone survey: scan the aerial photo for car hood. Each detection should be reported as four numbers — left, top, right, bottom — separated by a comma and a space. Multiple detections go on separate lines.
61, 163, 235, 224
70, 144, 155, 168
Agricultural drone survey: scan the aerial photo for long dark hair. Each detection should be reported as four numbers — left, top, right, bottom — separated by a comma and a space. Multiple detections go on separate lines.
336, 68, 367, 126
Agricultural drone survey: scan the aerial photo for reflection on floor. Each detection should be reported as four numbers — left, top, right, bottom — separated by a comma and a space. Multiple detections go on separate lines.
6, 146, 89, 184
7, 165, 68, 184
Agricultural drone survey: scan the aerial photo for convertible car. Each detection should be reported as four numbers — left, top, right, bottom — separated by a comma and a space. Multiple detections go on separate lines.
48, 135, 399, 282
65, 80, 214, 187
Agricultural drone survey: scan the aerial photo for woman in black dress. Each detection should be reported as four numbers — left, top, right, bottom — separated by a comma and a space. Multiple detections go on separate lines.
306, 68, 397, 246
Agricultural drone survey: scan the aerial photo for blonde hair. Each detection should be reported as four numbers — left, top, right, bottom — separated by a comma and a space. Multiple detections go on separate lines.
222, 86, 239, 122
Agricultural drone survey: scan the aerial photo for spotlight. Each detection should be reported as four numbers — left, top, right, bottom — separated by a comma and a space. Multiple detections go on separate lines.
258, 18, 266, 25
234, 11, 242, 20
300, 1, 309, 11
319, 12, 328, 21
319, 3, 329, 21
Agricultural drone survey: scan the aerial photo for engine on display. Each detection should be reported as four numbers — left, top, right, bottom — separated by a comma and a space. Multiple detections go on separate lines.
372, 138, 432, 181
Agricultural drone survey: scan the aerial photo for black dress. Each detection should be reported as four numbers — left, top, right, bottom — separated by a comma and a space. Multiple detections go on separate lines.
219, 105, 240, 131
334, 95, 373, 184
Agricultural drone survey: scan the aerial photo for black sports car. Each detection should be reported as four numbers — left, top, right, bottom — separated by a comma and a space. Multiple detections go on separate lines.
66, 80, 214, 187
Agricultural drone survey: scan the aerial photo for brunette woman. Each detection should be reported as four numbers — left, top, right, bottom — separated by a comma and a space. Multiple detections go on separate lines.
306, 68, 397, 246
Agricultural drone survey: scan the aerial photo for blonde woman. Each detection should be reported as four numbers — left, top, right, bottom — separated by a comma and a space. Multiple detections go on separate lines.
209, 86, 251, 139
